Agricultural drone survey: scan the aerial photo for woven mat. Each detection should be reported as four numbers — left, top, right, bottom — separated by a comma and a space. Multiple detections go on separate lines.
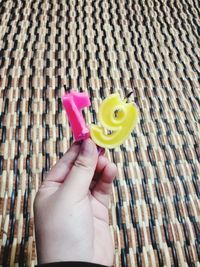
0, 0, 200, 266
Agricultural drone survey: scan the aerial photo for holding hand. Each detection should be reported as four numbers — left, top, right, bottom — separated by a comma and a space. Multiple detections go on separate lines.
34, 139, 117, 266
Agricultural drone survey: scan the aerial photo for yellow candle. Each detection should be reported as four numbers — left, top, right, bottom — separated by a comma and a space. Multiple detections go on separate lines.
90, 93, 138, 148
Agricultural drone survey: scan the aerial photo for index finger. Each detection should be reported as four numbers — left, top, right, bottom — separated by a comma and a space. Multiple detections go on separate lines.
45, 142, 81, 183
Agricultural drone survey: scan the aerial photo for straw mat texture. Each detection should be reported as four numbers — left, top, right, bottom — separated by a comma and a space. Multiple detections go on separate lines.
0, 0, 200, 266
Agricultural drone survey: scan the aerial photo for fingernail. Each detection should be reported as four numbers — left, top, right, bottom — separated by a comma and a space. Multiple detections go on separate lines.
98, 147, 105, 156
73, 140, 83, 145
80, 139, 95, 155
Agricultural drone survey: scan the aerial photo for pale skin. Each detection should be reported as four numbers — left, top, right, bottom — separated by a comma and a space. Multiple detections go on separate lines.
34, 139, 117, 266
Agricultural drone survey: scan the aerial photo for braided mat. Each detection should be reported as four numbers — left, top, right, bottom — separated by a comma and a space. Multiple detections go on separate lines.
0, 0, 200, 266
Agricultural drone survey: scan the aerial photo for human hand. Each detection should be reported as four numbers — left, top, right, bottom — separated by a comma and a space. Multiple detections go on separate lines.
34, 139, 117, 266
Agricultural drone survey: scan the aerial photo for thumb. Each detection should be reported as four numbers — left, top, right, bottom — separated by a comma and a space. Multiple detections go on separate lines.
61, 139, 98, 198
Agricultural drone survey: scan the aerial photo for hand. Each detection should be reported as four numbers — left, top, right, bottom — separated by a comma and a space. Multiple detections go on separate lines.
34, 139, 117, 266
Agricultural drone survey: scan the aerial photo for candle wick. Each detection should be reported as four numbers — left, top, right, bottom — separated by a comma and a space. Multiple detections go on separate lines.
124, 91, 134, 103
64, 85, 70, 93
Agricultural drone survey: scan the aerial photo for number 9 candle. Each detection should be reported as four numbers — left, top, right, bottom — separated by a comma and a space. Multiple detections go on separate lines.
90, 93, 138, 149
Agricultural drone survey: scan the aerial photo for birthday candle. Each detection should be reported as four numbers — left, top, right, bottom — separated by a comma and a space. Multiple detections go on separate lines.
90, 93, 138, 149
62, 91, 91, 141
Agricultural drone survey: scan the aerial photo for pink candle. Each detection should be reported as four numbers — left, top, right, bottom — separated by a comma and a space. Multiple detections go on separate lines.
62, 91, 91, 141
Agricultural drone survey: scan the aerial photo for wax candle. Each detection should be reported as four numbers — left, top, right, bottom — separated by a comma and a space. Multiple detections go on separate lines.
90, 93, 138, 148
62, 91, 91, 141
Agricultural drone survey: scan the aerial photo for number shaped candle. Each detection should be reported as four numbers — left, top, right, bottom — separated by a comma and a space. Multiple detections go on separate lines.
62, 91, 91, 141
90, 93, 138, 148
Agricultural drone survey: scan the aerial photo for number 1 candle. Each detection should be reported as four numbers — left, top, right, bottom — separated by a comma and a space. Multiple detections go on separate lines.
90, 93, 138, 149
62, 91, 91, 141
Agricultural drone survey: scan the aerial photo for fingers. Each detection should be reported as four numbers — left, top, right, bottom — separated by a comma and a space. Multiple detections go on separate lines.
45, 137, 116, 207
62, 139, 98, 197
45, 142, 81, 183
92, 156, 117, 208
89, 154, 111, 190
